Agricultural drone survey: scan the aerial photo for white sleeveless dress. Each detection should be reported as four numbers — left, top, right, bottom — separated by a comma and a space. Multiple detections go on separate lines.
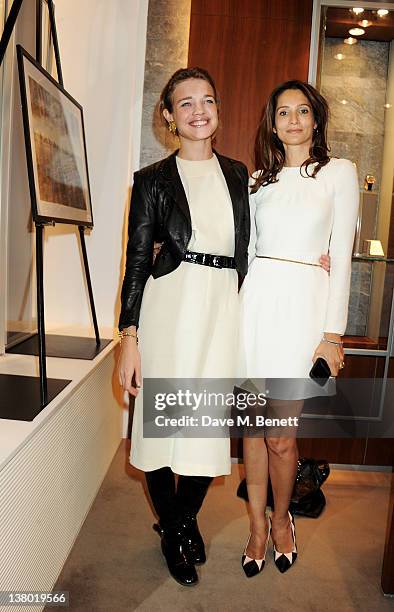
130, 155, 239, 476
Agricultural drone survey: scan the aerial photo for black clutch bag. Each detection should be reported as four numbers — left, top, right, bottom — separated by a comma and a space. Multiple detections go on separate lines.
309, 357, 331, 386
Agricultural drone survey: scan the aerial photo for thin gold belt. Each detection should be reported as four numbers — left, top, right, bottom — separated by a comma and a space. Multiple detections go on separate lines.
256, 255, 321, 268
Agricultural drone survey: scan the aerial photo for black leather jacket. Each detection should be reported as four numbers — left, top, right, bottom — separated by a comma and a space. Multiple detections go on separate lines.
118, 150, 250, 329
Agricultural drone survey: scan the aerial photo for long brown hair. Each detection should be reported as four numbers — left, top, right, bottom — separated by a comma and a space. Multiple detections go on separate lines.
252, 80, 330, 193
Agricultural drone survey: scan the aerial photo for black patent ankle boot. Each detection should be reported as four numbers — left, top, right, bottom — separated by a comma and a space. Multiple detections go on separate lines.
180, 514, 206, 565
153, 523, 198, 586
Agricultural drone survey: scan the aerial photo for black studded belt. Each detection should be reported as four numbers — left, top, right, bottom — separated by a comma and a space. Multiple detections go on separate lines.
184, 250, 236, 269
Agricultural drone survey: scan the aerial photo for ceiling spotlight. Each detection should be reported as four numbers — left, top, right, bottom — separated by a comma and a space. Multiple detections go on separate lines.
349, 27, 365, 35
384, 103, 392, 108
377, 9, 389, 17
334, 53, 346, 60
340, 99, 348, 105
344, 37, 358, 45
358, 20, 372, 27
351, 8, 364, 15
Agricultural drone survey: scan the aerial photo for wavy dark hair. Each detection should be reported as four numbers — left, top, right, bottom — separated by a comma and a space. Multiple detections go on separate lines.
160, 67, 219, 115
251, 80, 330, 193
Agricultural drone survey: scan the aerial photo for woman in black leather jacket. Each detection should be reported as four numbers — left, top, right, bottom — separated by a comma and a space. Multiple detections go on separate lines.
117, 67, 249, 586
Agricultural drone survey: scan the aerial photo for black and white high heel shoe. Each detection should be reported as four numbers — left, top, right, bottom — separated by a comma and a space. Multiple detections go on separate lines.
273, 510, 297, 573
242, 516, 271, 578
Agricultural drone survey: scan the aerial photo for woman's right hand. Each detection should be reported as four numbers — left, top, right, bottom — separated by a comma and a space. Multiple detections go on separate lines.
117, 336, 142, 397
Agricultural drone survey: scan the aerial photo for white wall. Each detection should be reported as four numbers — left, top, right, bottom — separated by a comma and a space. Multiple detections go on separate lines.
43, 0, 148, 332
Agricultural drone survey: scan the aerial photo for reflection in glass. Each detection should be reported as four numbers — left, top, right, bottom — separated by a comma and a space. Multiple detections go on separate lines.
0, 0, 5, 34
41, 0, 58, 79
2, 0, 58, 350
4, 0, 37, 349
317, 7, 394, 348
0, 0, 7, 353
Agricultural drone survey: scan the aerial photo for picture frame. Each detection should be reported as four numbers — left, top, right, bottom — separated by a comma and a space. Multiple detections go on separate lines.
17, 44, 93, 227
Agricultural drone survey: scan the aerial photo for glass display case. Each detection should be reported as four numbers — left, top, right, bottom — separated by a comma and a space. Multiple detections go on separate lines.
314, 4, 394, 361
301, 1, 394, 460
346, 257, 394, 351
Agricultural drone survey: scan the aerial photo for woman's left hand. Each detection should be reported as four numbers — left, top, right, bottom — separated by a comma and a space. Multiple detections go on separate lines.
153, 242, 163, 263
319, 253, 330, 273
312, 334, 344, 377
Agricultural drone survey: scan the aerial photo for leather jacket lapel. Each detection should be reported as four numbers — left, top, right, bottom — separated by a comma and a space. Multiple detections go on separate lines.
215, 151, 241, 237
159, 149, 243, 238
159, 150, 191, 225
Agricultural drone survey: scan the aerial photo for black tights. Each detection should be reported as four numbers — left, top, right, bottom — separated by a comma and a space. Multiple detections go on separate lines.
145, 467, 213, 528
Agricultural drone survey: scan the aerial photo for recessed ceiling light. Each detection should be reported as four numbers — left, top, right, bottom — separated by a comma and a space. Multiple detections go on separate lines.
349, 27, 365, 36
344, 37, 358, 45
351, 8, 364, 15
358, 20, 372, 27
384, 103, 392, 108
334, 53, 346, 60
377, 9, 389, 17
340, 99, 348, 105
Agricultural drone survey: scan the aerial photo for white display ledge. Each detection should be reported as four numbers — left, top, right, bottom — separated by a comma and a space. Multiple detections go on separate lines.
0, 327, 126, 610
0, 326, 121, 470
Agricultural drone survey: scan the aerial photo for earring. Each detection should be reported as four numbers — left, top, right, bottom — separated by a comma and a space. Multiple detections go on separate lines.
168, 120, 177, 135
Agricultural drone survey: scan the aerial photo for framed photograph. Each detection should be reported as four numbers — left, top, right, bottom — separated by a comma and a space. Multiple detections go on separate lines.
17, 44, 93, 227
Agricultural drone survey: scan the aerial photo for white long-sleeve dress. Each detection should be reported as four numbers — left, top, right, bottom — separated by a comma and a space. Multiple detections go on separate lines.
239, 158, 359, 397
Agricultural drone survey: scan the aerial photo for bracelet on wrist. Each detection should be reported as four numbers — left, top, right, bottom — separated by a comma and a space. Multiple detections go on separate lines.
118, 330, 138, 345
322, 334, 342, 347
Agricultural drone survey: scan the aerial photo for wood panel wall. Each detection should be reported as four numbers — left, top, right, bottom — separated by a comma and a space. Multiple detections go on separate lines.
188, 0, 313, 169
382, 470, 394, 595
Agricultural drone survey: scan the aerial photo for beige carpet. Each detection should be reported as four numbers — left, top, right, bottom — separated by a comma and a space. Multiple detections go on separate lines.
48, 440, 393, 611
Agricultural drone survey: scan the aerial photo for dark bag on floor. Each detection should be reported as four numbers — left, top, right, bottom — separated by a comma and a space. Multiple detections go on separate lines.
236, 457, 330, 518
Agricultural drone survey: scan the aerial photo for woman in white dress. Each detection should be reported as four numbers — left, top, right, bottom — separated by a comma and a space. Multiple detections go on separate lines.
239, 81, 359, 577
117, 68, 250, 586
